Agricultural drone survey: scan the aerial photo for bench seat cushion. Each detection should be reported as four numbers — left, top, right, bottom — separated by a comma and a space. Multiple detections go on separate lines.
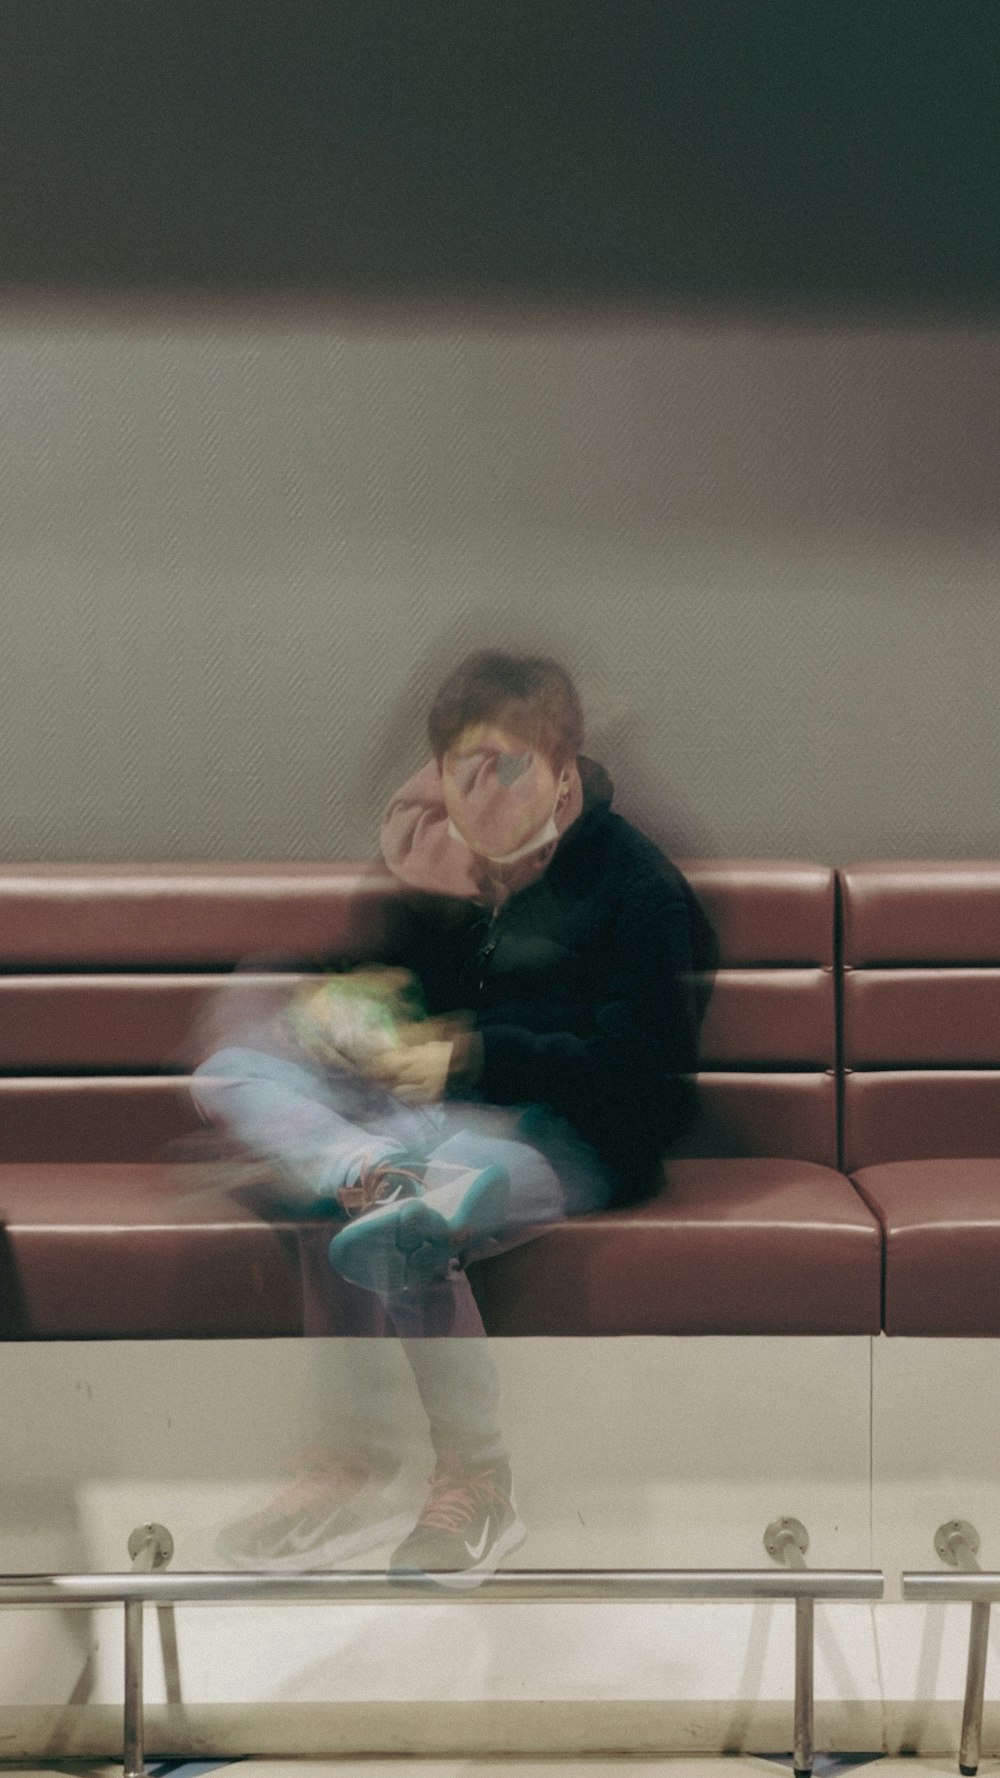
467, 1158, 883, 1335
0, 1162, 384, 1339
0, 1157, 881, 1339
852, 1159, 1000, 1336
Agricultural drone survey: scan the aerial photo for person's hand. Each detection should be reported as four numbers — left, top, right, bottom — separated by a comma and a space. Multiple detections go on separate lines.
368, 1039, 455, 1104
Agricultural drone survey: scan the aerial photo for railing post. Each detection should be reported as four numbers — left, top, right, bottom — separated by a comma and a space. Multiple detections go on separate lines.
123, 1523, 174, 1777
765, 1517, 813, 1776
794, 1595, 815, 1777
934, 1521, 990, 1776
123, 1599, 145, 1778
960, 1601, 991, 1777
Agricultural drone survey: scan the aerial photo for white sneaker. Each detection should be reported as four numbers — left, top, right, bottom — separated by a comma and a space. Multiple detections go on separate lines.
389, 1453, 527, 1589
213, 1452, 414, 1569
328, 1162, 511, 1295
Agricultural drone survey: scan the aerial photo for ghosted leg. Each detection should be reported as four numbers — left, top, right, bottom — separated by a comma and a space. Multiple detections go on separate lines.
388, 1270, 507, 1467
191, 1036, 448, 1478
360, 1105, 615, 1468
191, 1042, 446, 1200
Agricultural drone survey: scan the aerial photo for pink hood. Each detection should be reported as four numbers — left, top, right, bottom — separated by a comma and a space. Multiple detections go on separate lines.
380, 753, 584, 902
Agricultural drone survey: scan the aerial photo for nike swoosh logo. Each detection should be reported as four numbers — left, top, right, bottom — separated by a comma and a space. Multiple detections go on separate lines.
464, 1520, 492, 1561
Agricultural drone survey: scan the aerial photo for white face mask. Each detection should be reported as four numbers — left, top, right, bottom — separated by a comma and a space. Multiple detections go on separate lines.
471, 812, 560, 865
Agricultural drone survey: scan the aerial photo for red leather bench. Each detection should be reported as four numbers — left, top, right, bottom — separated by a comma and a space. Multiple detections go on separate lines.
0, 859, 883, 1339
842, 862, 1000, 1336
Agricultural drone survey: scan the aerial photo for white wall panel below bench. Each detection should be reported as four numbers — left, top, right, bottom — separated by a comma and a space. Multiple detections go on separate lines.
0, 1336, 872, 1573
3, 1334, 998, 1756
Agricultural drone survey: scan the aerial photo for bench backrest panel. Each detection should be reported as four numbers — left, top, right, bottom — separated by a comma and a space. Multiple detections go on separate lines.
841, 861, 1000, 1170
0, 860, 838, 1167
677, 860, 837, 1166
0, 864, 399, 966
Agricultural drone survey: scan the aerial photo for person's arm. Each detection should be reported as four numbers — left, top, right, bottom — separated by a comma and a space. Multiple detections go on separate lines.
470, 869, 698, 1139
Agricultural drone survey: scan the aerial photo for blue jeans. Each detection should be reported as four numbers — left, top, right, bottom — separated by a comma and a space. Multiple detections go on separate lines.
191, 1017, 614, 1467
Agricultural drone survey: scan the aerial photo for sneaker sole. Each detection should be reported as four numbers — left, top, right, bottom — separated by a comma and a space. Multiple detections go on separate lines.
328, 1164, 510, 1296
390, 1514, 528, 1591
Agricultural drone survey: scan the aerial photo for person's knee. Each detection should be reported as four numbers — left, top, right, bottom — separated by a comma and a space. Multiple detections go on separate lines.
190, 1047, 262, 1121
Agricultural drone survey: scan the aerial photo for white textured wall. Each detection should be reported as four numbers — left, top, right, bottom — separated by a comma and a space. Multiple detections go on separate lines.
2, 305, 997, 863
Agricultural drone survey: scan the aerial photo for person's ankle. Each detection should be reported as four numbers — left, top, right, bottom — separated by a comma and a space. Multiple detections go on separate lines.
433, 1446, 511, 1479
338, 1150, 428, 1216
300, 1446, 400, 1483
345, 1147, 427, 1185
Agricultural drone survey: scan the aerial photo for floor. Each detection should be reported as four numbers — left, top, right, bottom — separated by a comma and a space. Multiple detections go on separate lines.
0, 1759, 997, 1778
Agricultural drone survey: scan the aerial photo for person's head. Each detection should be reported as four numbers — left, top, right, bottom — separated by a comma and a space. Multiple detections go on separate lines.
427, 650, 584, 859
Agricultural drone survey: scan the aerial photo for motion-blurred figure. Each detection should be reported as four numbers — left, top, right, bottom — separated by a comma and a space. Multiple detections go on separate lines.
192, 650, 711, 1584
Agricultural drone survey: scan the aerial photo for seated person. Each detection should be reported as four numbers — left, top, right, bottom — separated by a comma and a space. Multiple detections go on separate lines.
192, 648, 710, 1583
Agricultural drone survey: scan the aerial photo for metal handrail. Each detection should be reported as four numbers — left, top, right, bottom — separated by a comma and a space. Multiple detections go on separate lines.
903, 1573, 1000, 1605
0, 1566, 882, 1605
0, 1561, 884, 1778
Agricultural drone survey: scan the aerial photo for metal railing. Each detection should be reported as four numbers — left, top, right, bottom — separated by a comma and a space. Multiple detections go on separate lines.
0, 1520, 883, 1778
903, 1519, 998, 1777
13, 1521, 1000, 1774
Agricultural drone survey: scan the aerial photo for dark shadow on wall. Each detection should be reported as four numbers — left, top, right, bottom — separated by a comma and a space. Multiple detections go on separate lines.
586, 706, 714, 865
0, 3, 996, 316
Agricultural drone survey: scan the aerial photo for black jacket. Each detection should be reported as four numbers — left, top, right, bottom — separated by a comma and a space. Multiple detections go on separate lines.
389, 758, 714, 1206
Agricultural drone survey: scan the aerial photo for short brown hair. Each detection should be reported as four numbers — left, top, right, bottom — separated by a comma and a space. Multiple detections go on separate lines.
427, 650, 584, 768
